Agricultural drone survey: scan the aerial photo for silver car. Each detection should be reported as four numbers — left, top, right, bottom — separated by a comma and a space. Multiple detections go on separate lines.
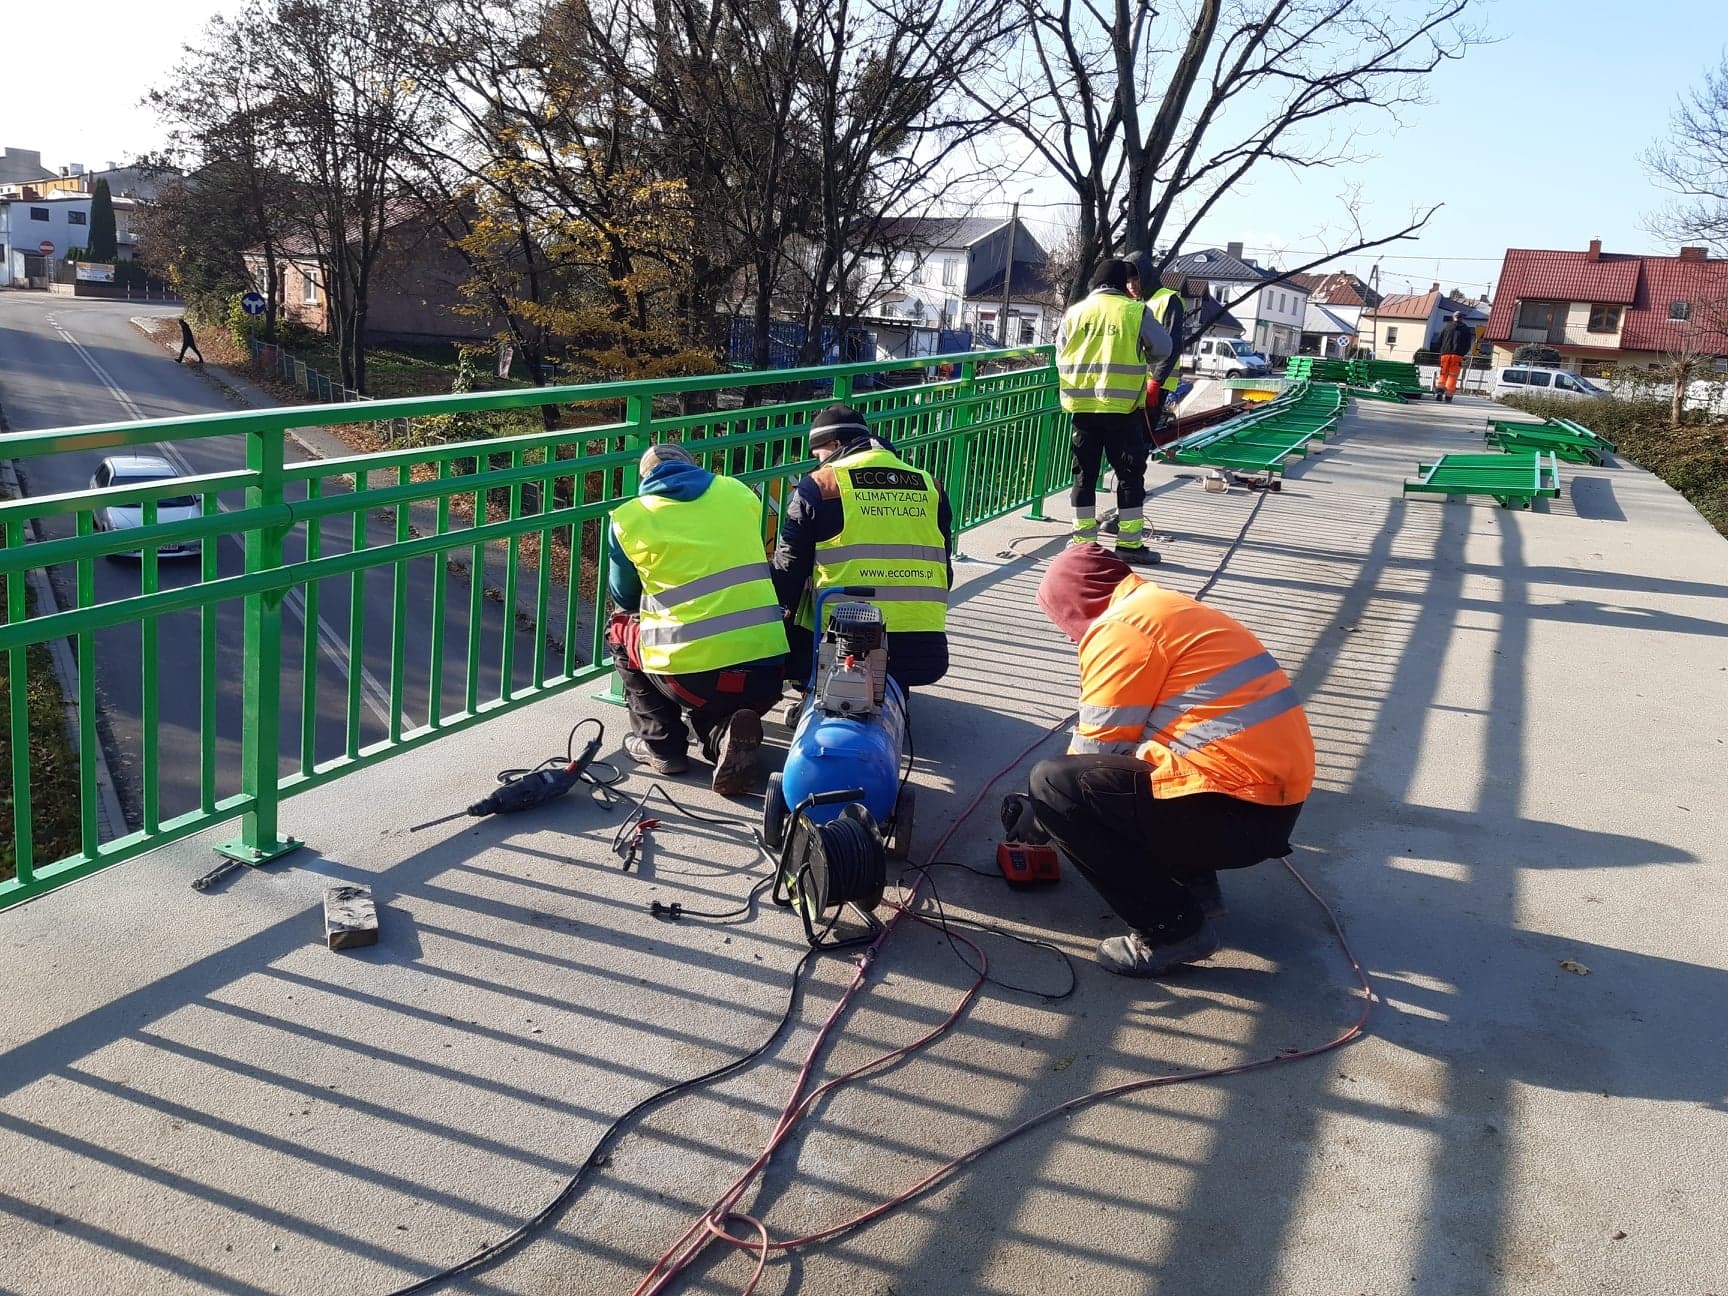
90, 454, 202, 558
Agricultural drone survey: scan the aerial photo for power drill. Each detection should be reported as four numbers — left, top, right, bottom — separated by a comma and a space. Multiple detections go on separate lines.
410, 731, 604, 832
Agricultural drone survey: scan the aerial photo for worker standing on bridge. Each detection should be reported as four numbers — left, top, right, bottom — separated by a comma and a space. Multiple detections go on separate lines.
1435, 312, 1474, 402
1055, 257, 1174, 564
607, 443, 788, 794
1025, 543, 1315, 977
772, 404, 954, 690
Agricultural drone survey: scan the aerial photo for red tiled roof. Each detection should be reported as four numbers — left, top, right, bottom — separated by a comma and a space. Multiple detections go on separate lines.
1487, 246, 1728, 354
1370, 288, 1439, 320
1291, 271, 1379, 307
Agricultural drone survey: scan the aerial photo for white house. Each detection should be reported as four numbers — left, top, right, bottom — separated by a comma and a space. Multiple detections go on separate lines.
0, 190, 141, 287
1164, 242, 1309, 359
857, 216, 1058, 346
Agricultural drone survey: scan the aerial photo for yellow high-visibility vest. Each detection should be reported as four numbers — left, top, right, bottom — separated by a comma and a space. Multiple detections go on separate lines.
1058, 292, 1149, 414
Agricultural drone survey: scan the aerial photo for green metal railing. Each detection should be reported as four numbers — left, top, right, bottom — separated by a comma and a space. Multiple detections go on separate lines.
0, 347, 1061, 909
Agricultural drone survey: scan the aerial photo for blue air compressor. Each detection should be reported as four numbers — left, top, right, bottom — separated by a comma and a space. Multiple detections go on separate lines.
765, 589, 914, 947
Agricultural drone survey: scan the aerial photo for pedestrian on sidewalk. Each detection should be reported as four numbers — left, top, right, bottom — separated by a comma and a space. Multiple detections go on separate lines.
1025, 543, 1315, 977
1435, 313, 1474, 402
606, 442, 787, 793
176, 317, 204, 365
1054, 257, 1174, 565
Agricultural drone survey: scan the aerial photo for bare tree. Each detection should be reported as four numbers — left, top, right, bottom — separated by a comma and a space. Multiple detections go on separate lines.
1644, 53, 1728, 258
980, 0, 1479, 307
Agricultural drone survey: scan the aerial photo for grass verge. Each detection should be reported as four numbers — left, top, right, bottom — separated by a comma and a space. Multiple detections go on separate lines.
0, 580, 85, 883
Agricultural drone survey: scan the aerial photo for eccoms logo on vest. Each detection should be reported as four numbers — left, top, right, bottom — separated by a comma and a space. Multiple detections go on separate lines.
847, 467, 927, 492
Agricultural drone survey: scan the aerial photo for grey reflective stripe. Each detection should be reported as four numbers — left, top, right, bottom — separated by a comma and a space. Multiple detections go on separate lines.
1057, 362, 1148, 379
1168, 686, 1302, 755
826, 585, 947, 602
641, 561, 773, 614
1117, 506, 1143, 523
1074, 504, 1097, 521
1062, 381, 1144, 399
1070, 733, 1138, 756
1078, 702, 1152, 731
1147, 651, 1279, 737
819, 543, 947, 564
638, 603, 783, 647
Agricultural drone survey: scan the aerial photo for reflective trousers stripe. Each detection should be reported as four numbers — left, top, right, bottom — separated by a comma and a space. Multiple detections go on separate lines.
1146, 651, 1278, 737
641, 560, 773, 615
1168, 686, 1302, 754
638, 603, 784, 648
817, 543, 948, 565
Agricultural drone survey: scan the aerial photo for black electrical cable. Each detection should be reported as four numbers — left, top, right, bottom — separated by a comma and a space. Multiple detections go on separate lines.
380, 946, 826, 1296
895, 863, 1077, 1001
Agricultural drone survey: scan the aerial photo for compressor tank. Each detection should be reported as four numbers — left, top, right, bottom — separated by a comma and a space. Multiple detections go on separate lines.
780, 677, 908, 829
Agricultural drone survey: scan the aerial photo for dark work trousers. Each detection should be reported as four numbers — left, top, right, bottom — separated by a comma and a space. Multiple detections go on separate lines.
1028, 755, 1304, 941
1069, 410, 1148, 525
615, 659, 784, 761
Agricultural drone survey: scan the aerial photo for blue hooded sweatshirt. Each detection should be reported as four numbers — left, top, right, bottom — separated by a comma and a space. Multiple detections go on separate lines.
606, 459, 716, 611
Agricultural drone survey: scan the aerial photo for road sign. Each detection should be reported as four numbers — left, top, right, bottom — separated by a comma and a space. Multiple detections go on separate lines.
241, 292, 267, 316
38, 240, 55, 256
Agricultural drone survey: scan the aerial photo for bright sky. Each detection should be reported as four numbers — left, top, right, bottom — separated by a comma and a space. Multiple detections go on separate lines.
2, 0, 1719, 300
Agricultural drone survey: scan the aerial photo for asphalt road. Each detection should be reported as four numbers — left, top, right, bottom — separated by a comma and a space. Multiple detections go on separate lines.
0, 293, 556, 839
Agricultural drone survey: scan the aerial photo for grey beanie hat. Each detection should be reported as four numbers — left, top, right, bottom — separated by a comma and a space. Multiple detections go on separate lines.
808, 403, 871, 450
639, 441, 697, 477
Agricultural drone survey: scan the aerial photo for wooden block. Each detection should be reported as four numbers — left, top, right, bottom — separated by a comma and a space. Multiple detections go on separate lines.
324, 885, 380, 951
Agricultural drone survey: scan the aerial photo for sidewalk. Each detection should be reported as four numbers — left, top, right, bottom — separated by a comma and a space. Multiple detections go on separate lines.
1, 392, 1724, 1296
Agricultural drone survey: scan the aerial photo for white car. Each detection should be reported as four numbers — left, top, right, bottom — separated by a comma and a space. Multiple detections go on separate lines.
1181, 336, 1271, 377
90, 454, 202, 558
1491, 366, 1607, 401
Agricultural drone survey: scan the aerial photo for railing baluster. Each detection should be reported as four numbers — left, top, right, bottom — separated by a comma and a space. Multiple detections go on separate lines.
389, 463, 410, 742
301, 478, 322, 777
346, 483, 367, 760
5, 520, 32, 884
466, 480, 483, 717
200, 493, 217, 814
500, 449, 523, 701
533, 455, 553, 689
428, 459, 450, 727
140, 501, 160, 835
74, 512, 98, 860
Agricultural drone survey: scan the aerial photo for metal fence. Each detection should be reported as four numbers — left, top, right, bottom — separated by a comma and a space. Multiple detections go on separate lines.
0, 347, 1060, 909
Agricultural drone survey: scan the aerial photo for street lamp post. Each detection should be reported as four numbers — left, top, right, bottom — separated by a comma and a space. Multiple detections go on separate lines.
996, 187, 1034, 346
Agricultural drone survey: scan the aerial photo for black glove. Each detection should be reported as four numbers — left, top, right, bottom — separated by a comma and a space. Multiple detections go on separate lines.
999, 793, 1050, 845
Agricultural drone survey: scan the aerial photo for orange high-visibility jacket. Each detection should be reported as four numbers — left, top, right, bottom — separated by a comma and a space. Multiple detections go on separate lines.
1070, 576, 1315, 805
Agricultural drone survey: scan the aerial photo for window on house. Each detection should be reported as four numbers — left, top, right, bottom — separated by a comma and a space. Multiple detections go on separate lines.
67, 211, 87, 226
1018, 316, 1035, 345
1385, 326, 1399, 347
29, 207, 49, 221
909, 257, 926, 285
302, 269, 319, 305
1587, 305, 1620, 333
1670, 300, 1691, 321
941, 257, 959, 287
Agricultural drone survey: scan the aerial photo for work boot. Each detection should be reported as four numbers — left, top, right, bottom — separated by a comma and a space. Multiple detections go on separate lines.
1095, 922, 1220, 977
1114, 544, 1161, 566
1184, 872, 1228, 920
624, 733, 689, 776
709, 710, 763, 796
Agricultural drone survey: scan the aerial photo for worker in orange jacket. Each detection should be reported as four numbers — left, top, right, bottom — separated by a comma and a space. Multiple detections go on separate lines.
1026, 543, 1315, 976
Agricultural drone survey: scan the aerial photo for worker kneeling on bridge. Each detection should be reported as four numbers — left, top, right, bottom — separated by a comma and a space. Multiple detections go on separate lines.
607, 443, 788, 794
1027, 544, 1315, 977
772, 404, 954, 690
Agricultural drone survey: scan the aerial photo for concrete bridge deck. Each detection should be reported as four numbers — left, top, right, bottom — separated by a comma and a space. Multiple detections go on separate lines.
3, 393, 1724, 1296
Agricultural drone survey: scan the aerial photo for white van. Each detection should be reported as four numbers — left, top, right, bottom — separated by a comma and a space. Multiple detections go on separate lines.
1182, 336, 1271, 377
1491, 366, 1607, 401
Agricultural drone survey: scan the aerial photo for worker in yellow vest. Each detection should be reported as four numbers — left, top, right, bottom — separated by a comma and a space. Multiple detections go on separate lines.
607, 443, 788, 793
1055, 257, 1175, 564
771, 404, 954, 689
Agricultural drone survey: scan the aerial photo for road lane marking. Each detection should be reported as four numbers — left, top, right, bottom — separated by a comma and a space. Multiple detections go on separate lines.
47, 318, 397, 729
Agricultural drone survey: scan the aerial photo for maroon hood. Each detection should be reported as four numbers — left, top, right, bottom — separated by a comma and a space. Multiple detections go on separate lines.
1036, 543, 1133, 643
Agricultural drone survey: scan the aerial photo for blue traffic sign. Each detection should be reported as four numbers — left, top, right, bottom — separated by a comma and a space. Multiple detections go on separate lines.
241, 292, 267, 316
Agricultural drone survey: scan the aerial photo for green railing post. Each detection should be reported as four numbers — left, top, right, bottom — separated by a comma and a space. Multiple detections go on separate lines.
593, 391, 651, 707
216, 424, 302, 866
1027, 359, 1061, 521
945, 367, 978, 528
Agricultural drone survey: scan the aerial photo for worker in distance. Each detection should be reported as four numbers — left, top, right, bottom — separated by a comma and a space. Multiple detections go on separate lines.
1025, 543, 1316, 976
606, 442, 788, 794
771, 403, 954, 691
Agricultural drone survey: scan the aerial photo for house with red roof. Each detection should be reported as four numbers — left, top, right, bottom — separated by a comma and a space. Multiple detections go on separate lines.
1360, 283, 1489, 364
1485, 241, 1728, 377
